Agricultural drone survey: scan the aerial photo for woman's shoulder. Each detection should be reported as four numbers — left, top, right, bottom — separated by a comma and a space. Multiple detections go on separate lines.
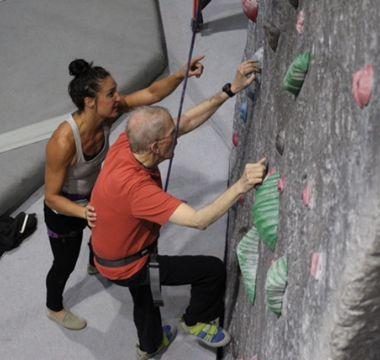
47, 121, 76, 159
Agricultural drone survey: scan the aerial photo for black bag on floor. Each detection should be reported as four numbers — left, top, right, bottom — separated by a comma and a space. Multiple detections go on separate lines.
0, 212, 37, 258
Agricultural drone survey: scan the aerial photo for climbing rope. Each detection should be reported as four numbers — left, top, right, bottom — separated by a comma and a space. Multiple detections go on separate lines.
164, 0, 202, 191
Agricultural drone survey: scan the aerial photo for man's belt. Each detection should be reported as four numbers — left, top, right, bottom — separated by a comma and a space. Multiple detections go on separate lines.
93, 241, 164, 307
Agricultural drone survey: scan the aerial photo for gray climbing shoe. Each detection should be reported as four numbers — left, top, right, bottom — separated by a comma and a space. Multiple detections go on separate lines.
47, 309, 87, 330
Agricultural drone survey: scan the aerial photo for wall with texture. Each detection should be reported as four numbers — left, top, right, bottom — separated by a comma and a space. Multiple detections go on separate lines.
224, 1, 380, 359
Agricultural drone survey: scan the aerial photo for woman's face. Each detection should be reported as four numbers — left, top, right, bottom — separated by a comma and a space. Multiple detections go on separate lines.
94, 76, 121, 118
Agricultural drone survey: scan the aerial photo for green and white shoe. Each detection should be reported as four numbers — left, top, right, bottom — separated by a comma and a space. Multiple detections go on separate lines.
180, 318, 231, 348
136, 324, 177, 359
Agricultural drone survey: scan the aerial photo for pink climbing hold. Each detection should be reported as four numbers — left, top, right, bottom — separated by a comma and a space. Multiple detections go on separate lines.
268, 167, 277, 177
242, 0, 259, 22
310, 252, 323, 280
302, 184, 312, 207
352, 64, 374, 109
278, 176, 286, 193
233, 132, 239, 147
296, 10, 305, 34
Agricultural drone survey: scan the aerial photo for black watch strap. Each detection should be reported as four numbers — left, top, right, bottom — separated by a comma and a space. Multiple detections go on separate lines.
222, 83, 235, 97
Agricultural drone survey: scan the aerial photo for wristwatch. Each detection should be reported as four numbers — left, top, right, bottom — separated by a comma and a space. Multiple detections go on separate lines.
222, 83, 235, 97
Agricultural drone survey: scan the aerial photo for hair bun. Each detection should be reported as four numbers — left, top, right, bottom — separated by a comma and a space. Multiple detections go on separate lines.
69, 59, 92, 77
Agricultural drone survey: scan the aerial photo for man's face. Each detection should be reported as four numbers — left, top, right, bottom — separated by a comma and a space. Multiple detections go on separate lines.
156, 116, 176, 161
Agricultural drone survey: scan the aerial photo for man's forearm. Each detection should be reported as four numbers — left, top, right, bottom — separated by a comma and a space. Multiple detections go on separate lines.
179, 91, 229, 135
193, 181, 242, 230
169, 162, 265, 230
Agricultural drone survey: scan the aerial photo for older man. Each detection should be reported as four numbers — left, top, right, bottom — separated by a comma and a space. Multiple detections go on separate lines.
91, 61, 265, 359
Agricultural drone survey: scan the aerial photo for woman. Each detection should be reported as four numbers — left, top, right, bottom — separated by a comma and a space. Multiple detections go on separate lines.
44, 57, 203, 330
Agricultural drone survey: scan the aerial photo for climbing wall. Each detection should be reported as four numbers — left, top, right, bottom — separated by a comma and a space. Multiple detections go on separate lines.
224, 1, 380, 359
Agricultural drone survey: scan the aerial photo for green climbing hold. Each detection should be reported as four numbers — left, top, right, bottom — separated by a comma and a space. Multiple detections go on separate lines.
251, 172, 280, 251
265, 256, 288, 316
236, 226, 260, 304
282, 52, 311, 96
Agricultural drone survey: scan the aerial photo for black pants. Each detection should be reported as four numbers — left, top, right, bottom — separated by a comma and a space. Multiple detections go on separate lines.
112, 255, 226, 354
46, 231, 83, 311
44, 204, 94, 311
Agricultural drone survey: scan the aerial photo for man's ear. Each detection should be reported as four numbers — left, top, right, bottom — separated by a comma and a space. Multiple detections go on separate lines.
84, 96, 96, 110
150, 141, 160, 155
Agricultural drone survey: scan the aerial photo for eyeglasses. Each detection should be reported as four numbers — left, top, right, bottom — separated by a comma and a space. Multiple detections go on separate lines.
157, 131, 175, 143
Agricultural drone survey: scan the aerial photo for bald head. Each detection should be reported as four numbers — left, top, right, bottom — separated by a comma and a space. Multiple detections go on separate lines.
126, 106, 173, 154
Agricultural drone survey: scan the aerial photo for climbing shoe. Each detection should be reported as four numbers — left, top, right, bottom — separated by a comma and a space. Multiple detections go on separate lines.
87, 263, 99, 275
180, 319, 231, 348
47, 308, 87, 330
136, 324, 177, 359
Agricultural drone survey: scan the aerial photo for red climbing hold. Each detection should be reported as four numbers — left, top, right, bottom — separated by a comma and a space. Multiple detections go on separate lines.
278, 176, 286, 193
238, 195, 245, 205
233, 132, 239, 147
242, 0, 258, 22
302, 185, 312, 207
310, 252, 323, 280
268, 167, 277, 177
352, 64, 374, 109
296, 10, 304, 34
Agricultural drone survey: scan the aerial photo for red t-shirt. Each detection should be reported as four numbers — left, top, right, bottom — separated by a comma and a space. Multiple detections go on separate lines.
91, 132, 182, 280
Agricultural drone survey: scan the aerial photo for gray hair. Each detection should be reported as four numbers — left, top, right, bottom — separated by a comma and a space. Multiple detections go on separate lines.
126, 106, 172, 154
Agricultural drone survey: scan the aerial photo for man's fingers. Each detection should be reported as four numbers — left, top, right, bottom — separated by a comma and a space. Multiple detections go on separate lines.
258, 157, 267, 165
245, 74, 256, 86
240, 65, 261, 76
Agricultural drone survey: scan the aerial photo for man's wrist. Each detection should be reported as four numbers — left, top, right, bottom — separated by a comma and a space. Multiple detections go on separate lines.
230, 83, 239, 94
233, 180, 245, 198
222, 83, 235, 97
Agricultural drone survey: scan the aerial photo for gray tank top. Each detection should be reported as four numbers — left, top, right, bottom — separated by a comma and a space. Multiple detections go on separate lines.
61, 114, 110, 205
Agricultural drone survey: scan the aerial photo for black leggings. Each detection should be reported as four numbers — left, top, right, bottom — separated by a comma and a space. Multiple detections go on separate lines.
46, 231, 83, 311
44, 204, 93, 312
201, 0, 212, 10
112, 255, 226, 354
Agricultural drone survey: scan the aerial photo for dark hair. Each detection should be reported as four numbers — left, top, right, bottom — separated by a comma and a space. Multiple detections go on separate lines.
68, 59, 110, 112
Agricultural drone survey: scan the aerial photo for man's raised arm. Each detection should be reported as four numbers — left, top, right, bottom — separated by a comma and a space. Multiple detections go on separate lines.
178, 60, 260, 136
169, 158, 266, 230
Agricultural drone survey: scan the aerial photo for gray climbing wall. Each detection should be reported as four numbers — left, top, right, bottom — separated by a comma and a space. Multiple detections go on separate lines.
224, 1, 380, 359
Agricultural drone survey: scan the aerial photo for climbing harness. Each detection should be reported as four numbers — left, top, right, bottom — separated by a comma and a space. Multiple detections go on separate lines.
93, 239, 164, 307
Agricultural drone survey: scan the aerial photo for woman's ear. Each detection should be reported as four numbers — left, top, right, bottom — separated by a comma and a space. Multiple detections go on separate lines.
84, 96, 96, 110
